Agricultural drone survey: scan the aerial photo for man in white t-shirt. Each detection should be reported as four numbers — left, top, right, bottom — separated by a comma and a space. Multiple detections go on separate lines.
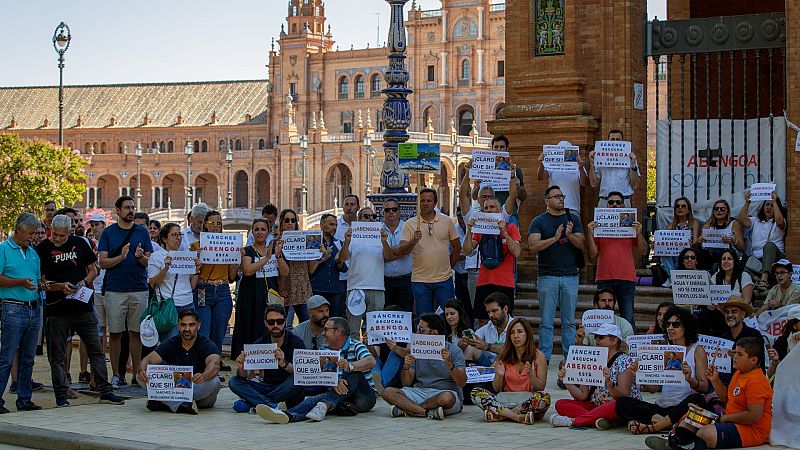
461, 292, 512, 366
458, 163, 519, 224
338, 207, 390, 339
537, 140, 588, 212
332, 194, 359, 317
588, 129, 640, 207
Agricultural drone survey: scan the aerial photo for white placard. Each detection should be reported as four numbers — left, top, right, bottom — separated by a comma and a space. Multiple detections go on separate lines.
350, 222, 382, 244
564, 345, 608, 387
698, 335, 734, 373
411, 333, 445, 360
710, 285, 732, 305
281, 230, 323, 261
793, 265, 800, 285
465, 366, 496, 383
469, 149, 512, 191
626, 335, 668, 360
701, 228, 731, 249
243, 344, 278, 370
593, 140, 632, 168
471, 212, 502, 236
581, 309, 615, 334
146, 365, 193, 402
749, 305, 794, 345
199, 232, 243, 264
542, 144, 580, 174
671, 270, 711, 305
293, 349, 340, 386
653, 230, 693, 257
749, 182, 776, 202
366, 311, 412, 345
593, 208, 637, 238
636, 345, 687, 385
255, 256, 279, 278
66, 286, 94, 303
167, 251, 197, 275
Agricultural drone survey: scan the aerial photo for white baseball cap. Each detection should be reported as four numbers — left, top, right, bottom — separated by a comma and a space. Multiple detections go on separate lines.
592, 323, 623, 340
347, 289, 366, 316
140, 316, 159, 347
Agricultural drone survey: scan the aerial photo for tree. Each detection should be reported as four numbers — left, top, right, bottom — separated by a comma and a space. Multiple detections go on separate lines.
0, 134, 87, 231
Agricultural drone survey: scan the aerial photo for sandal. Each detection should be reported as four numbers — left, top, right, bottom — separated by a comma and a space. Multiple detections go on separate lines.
522, 411, 535, 425
627, 420, 657, 435
484, 410, 502, 422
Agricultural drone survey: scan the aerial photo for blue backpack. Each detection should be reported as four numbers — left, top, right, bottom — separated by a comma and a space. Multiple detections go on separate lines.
478, 234, 505, 269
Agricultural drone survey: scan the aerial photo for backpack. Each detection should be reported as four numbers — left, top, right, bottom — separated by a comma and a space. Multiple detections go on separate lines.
478, 234, 505, 269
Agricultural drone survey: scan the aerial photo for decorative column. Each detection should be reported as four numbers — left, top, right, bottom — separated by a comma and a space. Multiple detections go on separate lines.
476, 49, 485, 84
439, 52, 448, 86
440, 9, 448, 43
476, 6, 484, 40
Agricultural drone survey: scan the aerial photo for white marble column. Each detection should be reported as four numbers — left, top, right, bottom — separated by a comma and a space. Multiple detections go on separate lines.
476, 49, 485, 84
477, 6, 484, 40
441, 10, 448, 42
439, 52, 448, 87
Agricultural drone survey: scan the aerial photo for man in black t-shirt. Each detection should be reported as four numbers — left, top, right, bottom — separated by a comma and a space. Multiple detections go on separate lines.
36, 215, 125, 407
138, 310, 221, 414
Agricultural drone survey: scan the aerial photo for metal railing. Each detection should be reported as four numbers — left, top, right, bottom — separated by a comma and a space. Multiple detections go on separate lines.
489, 3, 506, 12
420, 9, 442, 18
322, 133, 355, 143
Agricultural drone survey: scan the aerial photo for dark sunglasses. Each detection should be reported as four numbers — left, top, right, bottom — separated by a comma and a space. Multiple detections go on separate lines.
665, 320, 683, 329
607, 200, 624, 206
383, 207, 399, 213
283, 218, 298, 224
682, 254, 697, 260
674, 204, 688, 209
713, 206, 727, 212
361, 214, 378, 220
266, 319, 286, 326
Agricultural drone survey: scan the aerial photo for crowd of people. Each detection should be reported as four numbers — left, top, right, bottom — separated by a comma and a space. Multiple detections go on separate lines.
0, 132, 798, 449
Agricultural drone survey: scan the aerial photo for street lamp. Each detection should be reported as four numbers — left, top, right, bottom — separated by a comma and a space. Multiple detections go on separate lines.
363, 133, 374, 203
225, 142, 233, 209
184, 141, 194, 209
452, 142, 461, 215
134, 143, 143, 210
300, 135, 308, 214
52, 22, 71, 147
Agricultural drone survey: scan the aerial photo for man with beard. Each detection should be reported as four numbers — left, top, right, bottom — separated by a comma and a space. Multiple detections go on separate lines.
138, 310, 221, 414
229, 304, 305, 412
717, 297, 763, 386
293, 296, 330, 350
179, 203, 210, 251
461, 292, 513, 366
578, 288, 634, 346
43, 201, 57, 238
98, 196, 153, 387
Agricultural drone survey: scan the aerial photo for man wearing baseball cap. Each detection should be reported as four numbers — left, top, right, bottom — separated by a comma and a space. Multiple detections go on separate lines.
292, 295, 330, 350
757, 259, 800, 316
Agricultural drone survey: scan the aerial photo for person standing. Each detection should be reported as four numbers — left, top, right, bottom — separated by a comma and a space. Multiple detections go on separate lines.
537, 140, 589, 213
333, 195, 360, 317
382, 199, 414, 312
588, 130, 640, 207
309, 213, 344, 309
276, 209, 314, 323
179, 203, 210, 251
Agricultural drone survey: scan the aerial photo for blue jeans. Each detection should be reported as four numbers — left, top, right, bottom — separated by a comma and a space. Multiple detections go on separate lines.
597, 279, 637, 330
228, 374, 305, 408
194, 283, 233, 353
412, 279, 455, 317
374, 351, 404, 388
286, 371, 376, 422
0, 302, 42, 408
662, 256, 677, 276
536, 275, 579, 360
286, 304, 309, 326
158, 304, 196, 344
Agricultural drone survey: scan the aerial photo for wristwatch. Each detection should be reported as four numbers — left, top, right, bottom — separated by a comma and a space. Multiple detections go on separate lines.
348, 362, 354, 372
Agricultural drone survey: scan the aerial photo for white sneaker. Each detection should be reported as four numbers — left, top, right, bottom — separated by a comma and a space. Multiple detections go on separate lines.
549, 414, 573, 427
255, 404, 289, 424
306, 402, 328, 422
662, 277, 672, 288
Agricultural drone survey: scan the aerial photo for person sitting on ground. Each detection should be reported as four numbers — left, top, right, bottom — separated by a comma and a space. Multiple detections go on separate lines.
647, 302, 673, 335
660, 197, 701, 287
616, 306, 709, 434
470, 318, 550, 424
292, 295, 330, 350
138, 310, 221, 414
444, 299, 476, 357
460, 292, 514, 367
230, 304, 305, 413
255, 317, 377, 423
767, 305, 800, 380
645, 337, 772, 450
716, 297, 763, 386
737, 190, 787, 292
382, 313, 467, 420
552, 323, 638, 430
756, 259, 800, 316
579, 289, 634, 346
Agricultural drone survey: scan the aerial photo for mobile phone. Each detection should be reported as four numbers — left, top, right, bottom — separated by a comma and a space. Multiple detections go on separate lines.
68, 283, 79, 290
462, 329, 474, 339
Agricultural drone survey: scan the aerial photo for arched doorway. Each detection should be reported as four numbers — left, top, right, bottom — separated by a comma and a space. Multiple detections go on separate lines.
96, 175, 120, 210
194, 173, 220, 209
234, 171, 249, 208
422, 105, 440, 131
128, 174, 153, 209
255, 170, 271, 208
434, 164, 451, 216
325, 163, 353, 210
457, 106, 475, 136
162, 174, 186, 209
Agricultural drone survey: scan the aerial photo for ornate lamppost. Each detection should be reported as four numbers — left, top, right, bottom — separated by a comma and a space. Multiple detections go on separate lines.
300, 135, 308, 214
52, 22, 71, 147
363, 133, 374, 202
184, 141, 194, 209
452, 142, 461, 215
135, 143, 143, 210
226, 143, 233, 209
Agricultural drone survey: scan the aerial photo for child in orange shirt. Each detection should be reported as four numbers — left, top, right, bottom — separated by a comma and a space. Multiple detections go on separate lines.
645, 337, 773, 450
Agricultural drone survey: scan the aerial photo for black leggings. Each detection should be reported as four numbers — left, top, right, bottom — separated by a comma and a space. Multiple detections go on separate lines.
616, 393, 706, 426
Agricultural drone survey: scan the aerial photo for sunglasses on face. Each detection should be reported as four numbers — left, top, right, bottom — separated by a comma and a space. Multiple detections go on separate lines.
361, 214, 378, 220
713, 206, 727, 212
383, 207, 399, 213
666, 320, 683, 329
283, 218, 297, 224
266, 319, 286, 326
607, 200, 624, 206
206, 220, 222, 226
674, 204, 687, 209
683, 255, 697, 260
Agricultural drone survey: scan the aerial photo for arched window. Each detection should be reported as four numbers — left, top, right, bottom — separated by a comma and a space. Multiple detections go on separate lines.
338, 76, 349, 100
159, 141, 165, 152
235, 139, 242, 150
168, 141, 175, 153
258, 139, 266, 149
85, 142, 92, 152
151, 141, 158, 151
201, 140, 208, 152
461, 59, 470, 80
370, 74, 381, 97
118, 142, 125, 154
193, 140, 199, 153
100, 142, 108, 154
219, 139, 225, 151
354, 75, 365, 98
458, 108, 474, 136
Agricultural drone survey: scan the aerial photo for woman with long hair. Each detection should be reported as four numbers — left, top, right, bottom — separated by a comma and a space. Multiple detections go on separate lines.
660, 197, 701, 286
276, 208, 314, 324
737, 190, 788, 290
470, 318, 550, 424
712, 249, 754, 303
698, 199, 745, 264
647, 301, 672, 335
444, 299, 482, 362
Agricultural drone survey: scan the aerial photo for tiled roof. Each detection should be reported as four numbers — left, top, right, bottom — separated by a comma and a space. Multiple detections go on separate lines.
0, 80, 269, 130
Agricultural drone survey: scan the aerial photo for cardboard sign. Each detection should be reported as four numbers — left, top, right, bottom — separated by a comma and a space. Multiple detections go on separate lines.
671, 270, 711, 305
350, 222, 382, 245
636, 345, 687, 385
701, 228, 731, 249
146, 365, 193, 402
564, 345, 608, 387
626, 335, 668, 360
593, 208, 637, 238
698, 335, 734, 373
411, 333, 445, 360
167, 251, 197, 275
243, 344, 278, 370
471, 212, 502, 236
653, 230, 693, 257
469, 149, 512, 191
66, 286, 94, 304
581, 309, 615, 334
281, 230, 323, 261
465, 366, 496, 383
366, 311, 412, 345
593, 140, 632, 168
398, 143, 441, 173
749, 182, 776, 202
710, 285, 732, 305
542, 144, 580, 174
199, 233, 243, 264
255, 256, 279, 278
293, 349, 340, 387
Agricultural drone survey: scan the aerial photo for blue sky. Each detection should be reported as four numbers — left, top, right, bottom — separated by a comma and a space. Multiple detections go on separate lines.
0, 0, 666, 87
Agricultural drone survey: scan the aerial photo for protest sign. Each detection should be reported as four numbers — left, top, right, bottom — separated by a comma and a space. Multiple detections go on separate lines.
701, 228, 731, 249
698, 335, 734, 373
581, 309, 615, 334
465, 366, 496, 384
710, 285, 732, 305
469, 149, 512, 191
167, 251, 197, 275
471, 212, 502, 236
792, 265, 800, 285
411, 333, 445, 360
593, 208, 637, 238
653, 230, 693, 257
542, 144, 580, 174
399, 143, 441, 173
636, 345, 687, 385
146, 365, 193, 402
593, 140, 632, 168
366, 311, 412, 345
254, 256, 279, 278
746, 305, 794, 345
351, 221, 382, 245
749, 183, 776, 202
66, 286, 94, 304
671, 270, 711, 305
200, 233, 243, 264
281, 230, 323, 261
293, 349, 340, 386
243, 344, 278, 370
564, 345, 608, 387
626, 335, 668, 360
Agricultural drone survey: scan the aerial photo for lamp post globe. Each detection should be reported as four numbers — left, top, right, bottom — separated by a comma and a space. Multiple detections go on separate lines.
52, 22, 71, 147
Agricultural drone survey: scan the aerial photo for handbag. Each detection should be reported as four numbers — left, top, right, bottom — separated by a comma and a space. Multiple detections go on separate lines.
141, 275, 179, 333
